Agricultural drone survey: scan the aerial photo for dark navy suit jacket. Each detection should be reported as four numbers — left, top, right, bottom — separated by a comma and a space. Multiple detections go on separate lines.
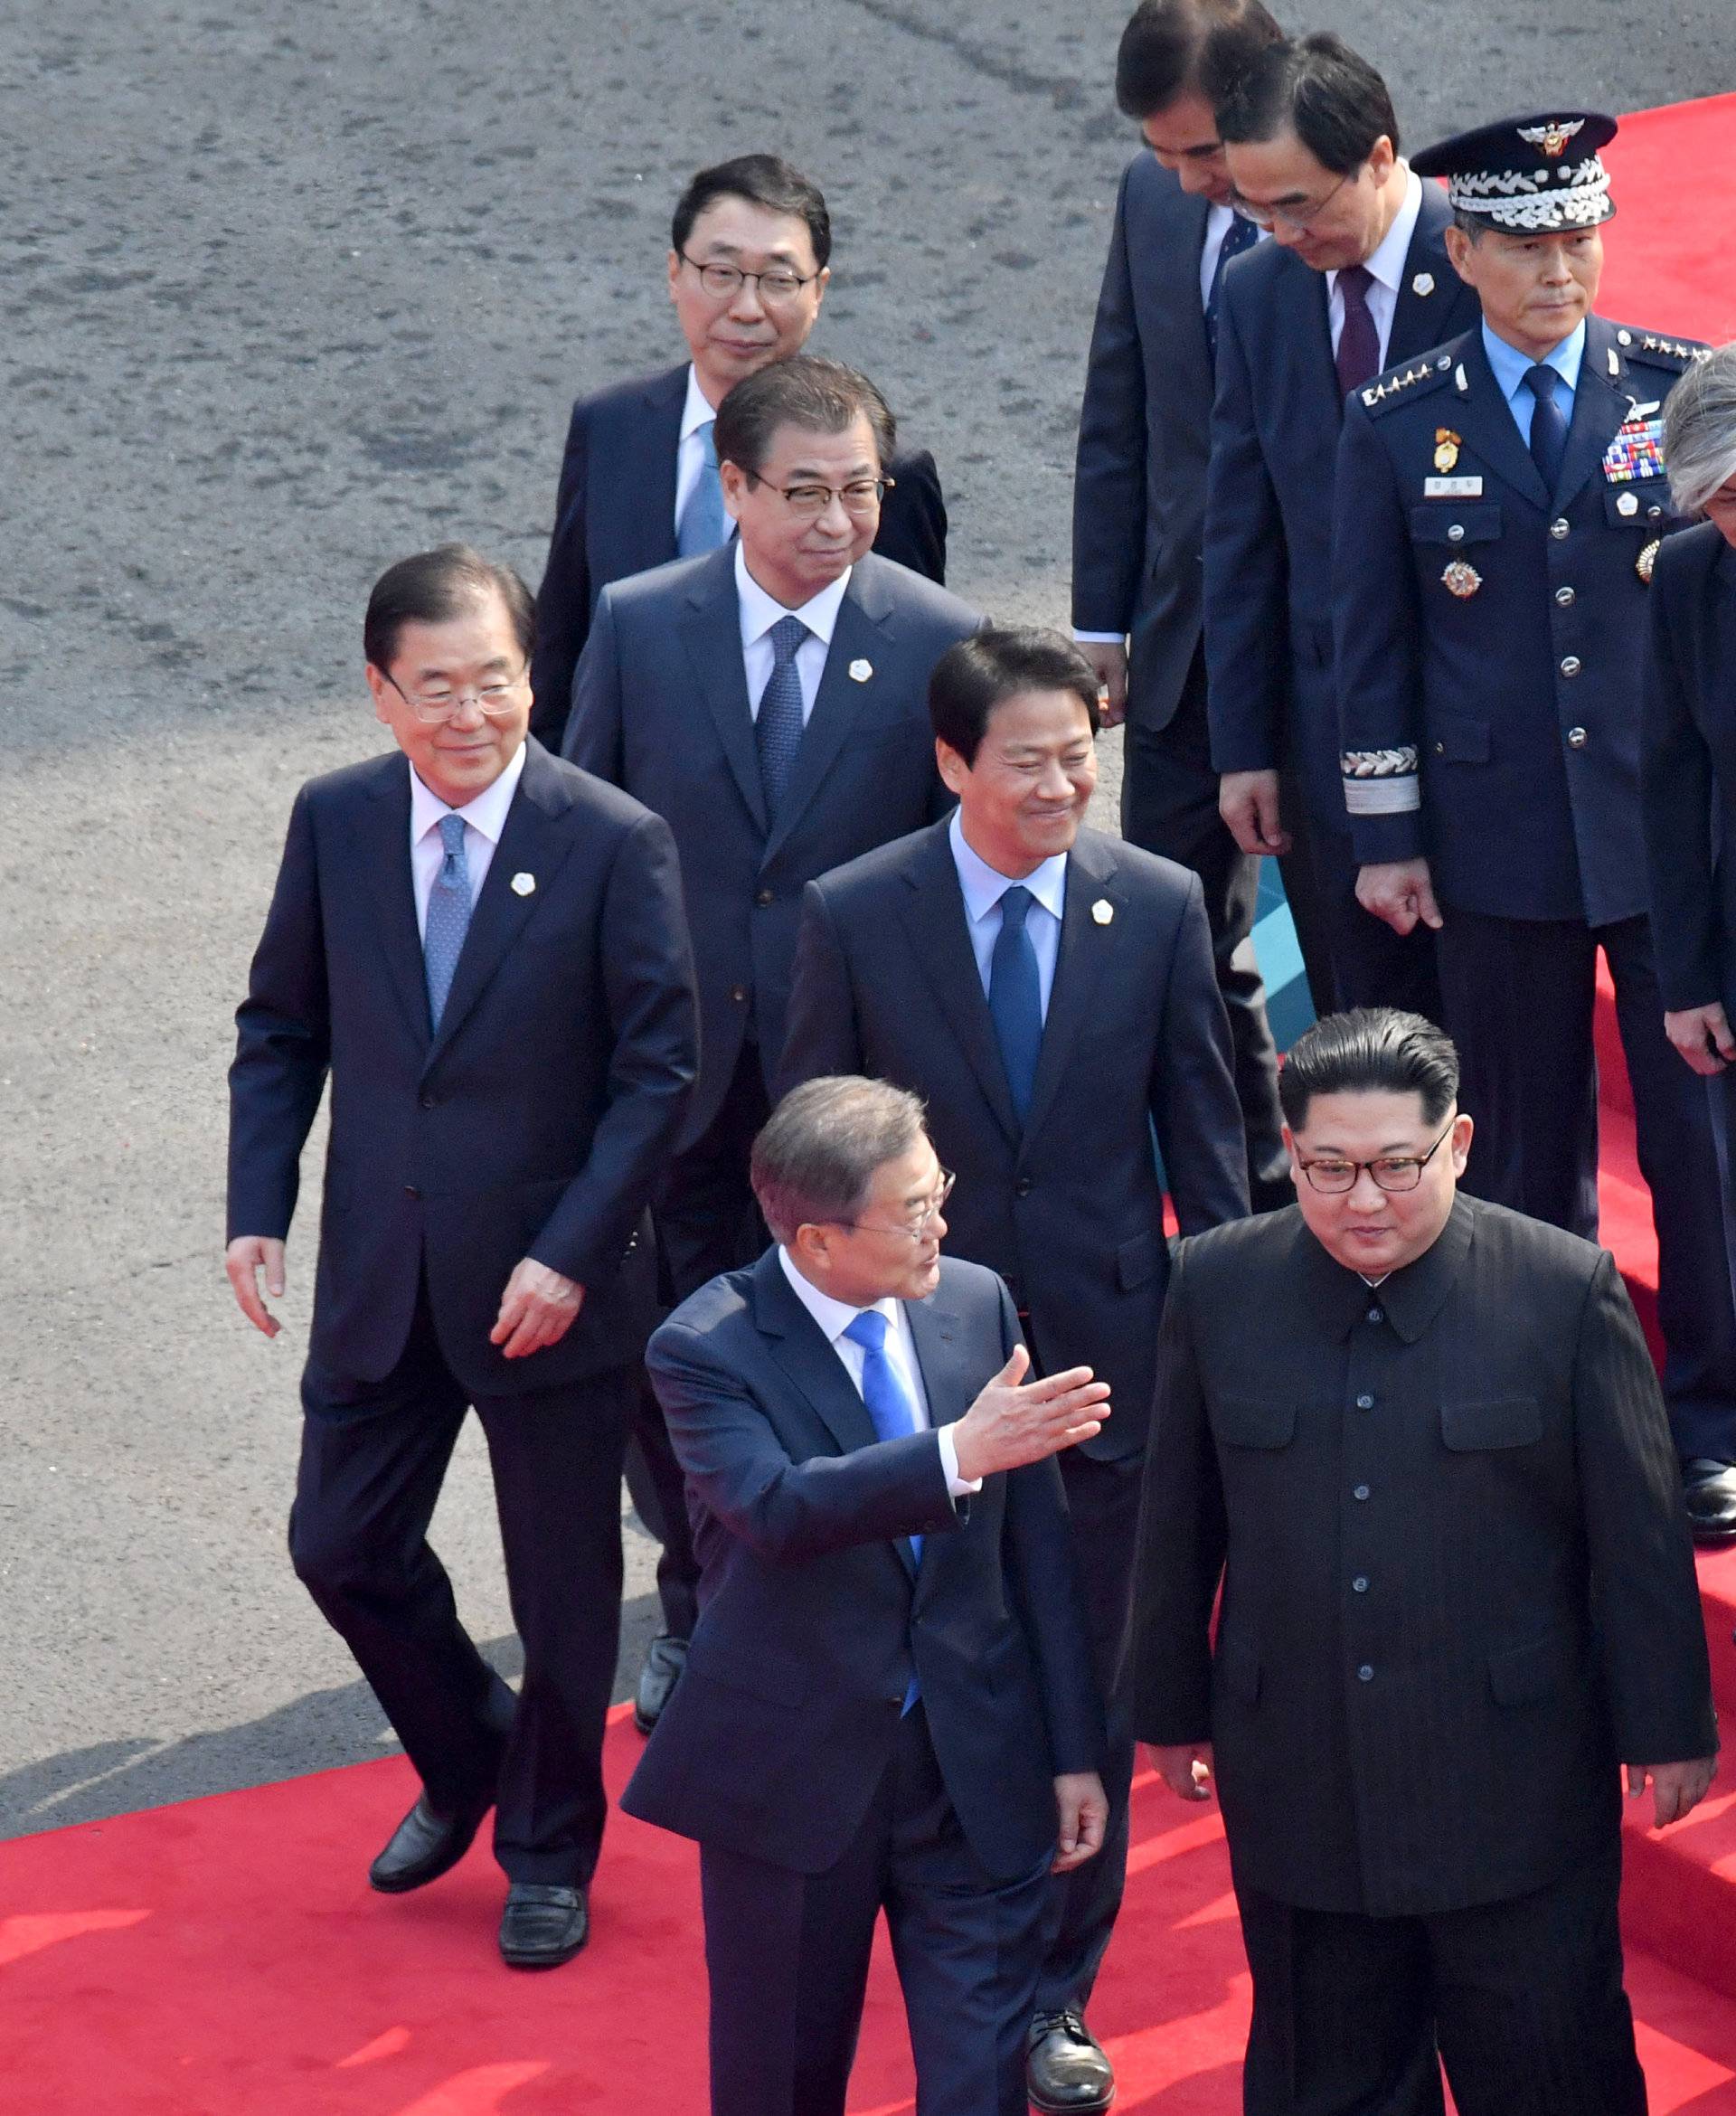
621, 1249, 1105, 1879
778, 820, 1249, 1459
1205, 181, 1478, 826
227, 739, 699, 1396
563, 545, 980, 1147
1071, 154, 1212, 732
529, 363, 948, 745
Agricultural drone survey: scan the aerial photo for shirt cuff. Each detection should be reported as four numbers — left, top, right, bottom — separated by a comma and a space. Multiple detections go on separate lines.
937, 1423, 983, 1499
1071, 628, 1125, 645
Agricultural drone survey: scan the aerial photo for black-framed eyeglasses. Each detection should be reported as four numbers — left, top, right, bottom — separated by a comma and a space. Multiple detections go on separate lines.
676, 252, 820, 306
741, 470, 892, 520
832, 1169, 956, 1241
1296, 1121, 1456, 1195
1231, 164, 1354, 232
382, 665, 530, 724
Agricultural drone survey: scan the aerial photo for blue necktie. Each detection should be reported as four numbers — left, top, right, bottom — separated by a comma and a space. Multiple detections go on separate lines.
756, 614, 808, 814
1525, 364, 1570, 493
988, 884, 1043, 1122
844, 1308, 923, 1710
676, 420, 728, 556
423, 813, 472, 1030
1205, 212, 1259, 361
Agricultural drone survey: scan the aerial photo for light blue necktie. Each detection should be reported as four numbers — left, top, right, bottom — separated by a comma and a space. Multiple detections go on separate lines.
423, 812, 473, 1030
676, 419, 728, 556
988, 883, 1043, 1122
844, 1308, 923, 1711
756, 614, 808, 814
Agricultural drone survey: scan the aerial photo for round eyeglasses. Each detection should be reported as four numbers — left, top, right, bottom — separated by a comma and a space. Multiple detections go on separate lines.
677, 252, 819, 307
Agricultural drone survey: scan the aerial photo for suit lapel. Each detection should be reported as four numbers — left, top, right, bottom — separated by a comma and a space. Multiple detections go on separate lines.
1172, 191, 1215, 397
1553, 319, 1628, 512
1389, 188, 1458, 363
904, 1289, 967, 1592
1021, 834, 1123, 1145
896, 823, 1023, 1147
677, 548, 769, 836
762, 562, 893, 865
752, 1251, 882, 1458
354, 760, 433, 1052
621, 366, 686, 578
1455, 333, 1551, 512
1298, 266, 1340, 422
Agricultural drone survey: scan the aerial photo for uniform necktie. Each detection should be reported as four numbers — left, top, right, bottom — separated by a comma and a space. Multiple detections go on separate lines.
1205, 212, 1259, 362
676, 419, 728, 556
844, 1308, 924, 1709
988, 884, 1043, 1122
1335, 262, 1381, 400
756, 613, 808, 814
423, 813, 472, 1030
1524, 364, 1570, 493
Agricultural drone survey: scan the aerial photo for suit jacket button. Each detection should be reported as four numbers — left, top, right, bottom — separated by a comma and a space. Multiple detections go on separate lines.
731, 985, 748, 1005
419, 1091, 437, 1110
1353, 1484, 1371, 1501
1357, 1663, 1375, 1681
1014, 1177, 1033, 1198
755, 889, 774, 907
1566, 726, 1588, 750
1550, 518, 1571, 540
1353, 1575, 1369, 1593
404, 1185, 420, 1200
1554, 586, 1576, 608
1355, 1393, 1374, 1410
1560, 656, 1582, 678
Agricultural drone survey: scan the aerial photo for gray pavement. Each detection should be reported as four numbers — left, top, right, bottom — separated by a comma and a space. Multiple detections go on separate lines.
3, 0, 1730, 1838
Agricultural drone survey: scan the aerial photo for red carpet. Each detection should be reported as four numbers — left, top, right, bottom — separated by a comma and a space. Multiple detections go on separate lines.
7, 90, 1736, 2116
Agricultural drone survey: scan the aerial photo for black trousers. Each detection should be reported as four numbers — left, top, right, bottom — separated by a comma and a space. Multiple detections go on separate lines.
1235, 1847, 1646, 2116
1035, 1446, 1141, 2020
700, 1704, 1052, 2116
1437, 907, 1736, 1461
291, 1287, 635, 1885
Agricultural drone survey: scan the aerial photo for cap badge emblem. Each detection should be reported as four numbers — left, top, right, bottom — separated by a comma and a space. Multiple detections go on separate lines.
1519, 118, 1585, 157
1441, 561, 1483, 600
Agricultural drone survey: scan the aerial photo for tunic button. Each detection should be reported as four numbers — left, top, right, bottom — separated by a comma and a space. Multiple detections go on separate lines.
1357, 1664, 1375, 1682
1353, 1484, 1371, 1501
1366, 1306, 1384, 1324
1550, 518, 1571, 540
1647, 505, 1664, 519
1433, 741, 1445, 756
731, 984, 748, 1004
1566, 726, 1588, 750
1355, 1393, 1375, 1411
1447, 524, 1466, 543
1560, 656, 1581, 677
1353, 1576, 1369, 1593
755, 888, 775, 907
1554, 586, 1575, 608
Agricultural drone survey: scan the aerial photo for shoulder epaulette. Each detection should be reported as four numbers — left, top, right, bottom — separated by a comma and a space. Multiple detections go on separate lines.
1613, 325, 1712, 372
1360, 351, 1457, 417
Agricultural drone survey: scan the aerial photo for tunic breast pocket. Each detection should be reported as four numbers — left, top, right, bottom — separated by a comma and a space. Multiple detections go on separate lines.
1601, 477, 1672, 533
1408, 501, 1504, 548
1213, 1395, 1297, 1450
1439, 1395, 1543, 1450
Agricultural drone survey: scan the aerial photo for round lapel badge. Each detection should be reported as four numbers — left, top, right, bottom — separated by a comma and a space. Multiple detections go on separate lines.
510, 872, 536, 896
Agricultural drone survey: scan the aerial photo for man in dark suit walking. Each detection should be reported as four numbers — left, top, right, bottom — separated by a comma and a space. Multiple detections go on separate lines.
780, 628, 1248, 2114
623, 1076, 1110, 2116
530, 153, 947, 749
1203, 32, 1476, 1016
1074, 0, 1289, 1209
1131, 1007, 1715, 2116
226, 546, 698, 1968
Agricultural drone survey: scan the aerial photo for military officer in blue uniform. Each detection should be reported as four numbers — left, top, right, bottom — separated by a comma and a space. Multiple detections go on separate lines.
1332, 112, 1736, 1528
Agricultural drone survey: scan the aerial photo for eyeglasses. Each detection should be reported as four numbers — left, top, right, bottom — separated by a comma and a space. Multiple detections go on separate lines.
833, 1169, 956, 1242
677, 252, 819, 307
382, 666, 529, 724
1296, 1121, 1456, 1195
742, 471, 892, 520
1231, 164, 1354, 232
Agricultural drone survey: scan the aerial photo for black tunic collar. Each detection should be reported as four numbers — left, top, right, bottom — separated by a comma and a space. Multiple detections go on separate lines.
1297, 1192, 1477, 1343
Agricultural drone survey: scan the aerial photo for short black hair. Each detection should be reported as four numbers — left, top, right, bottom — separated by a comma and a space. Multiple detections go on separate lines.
1278, 1008, 1459, 1131
671, 153, 831, 270
1207, 31, 1401, 171
929, 628, 1100, 768
712, 354, 895, 481
1115, 0, 1284, 121
363, 544, 535, 673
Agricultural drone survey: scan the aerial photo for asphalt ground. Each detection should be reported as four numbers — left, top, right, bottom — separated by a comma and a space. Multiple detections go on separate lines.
3, 0, 1731, 1838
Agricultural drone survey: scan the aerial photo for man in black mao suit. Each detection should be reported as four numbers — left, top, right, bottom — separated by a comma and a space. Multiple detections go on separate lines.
1073, 0, 1288, 1206
1131, 1008, 1715, 2116
226, 547, 698, 1968
780, 628, 1248, 2114
623, 1077, 1109, 2116
1204, 31, 1473, 1015
529, 153, 946, 750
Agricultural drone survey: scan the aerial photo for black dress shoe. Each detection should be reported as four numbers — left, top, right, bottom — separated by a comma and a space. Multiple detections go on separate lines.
368, 1790, 492, 1894
1027, 2010, 1115, 2114
634, 1633, 689, 1734
1684, 1459, 1736, 1544
499, 1882, 589, 1969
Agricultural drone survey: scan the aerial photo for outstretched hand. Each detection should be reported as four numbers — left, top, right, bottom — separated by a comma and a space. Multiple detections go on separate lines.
950, 1345, 1109, 1483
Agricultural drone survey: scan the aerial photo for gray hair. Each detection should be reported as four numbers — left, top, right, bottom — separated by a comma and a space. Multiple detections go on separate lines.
1662, 342, 1736, 517
750, 1076, 928, 1245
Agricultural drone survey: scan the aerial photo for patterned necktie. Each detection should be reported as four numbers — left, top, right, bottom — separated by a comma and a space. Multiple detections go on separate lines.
422, 812, 472, 1031
988, 884, 1043, 1122
756, 613, 808, 814
844, 1309, 925, 1709
1205, 211, 1259, 361
1335, 262, 1381, 400
1525, 364, 1570, 493
676, 419, 728, 556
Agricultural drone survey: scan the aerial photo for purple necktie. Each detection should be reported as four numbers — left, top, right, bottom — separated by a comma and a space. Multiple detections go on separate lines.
1335, 263, 1381, 401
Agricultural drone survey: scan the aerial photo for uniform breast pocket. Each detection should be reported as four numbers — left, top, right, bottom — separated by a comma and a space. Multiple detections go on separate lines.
1213, 1395, 1297, 1450
1409, 502, 1505, 548
1440, 1395, 1543, 1450
1602, 477, 1673, 532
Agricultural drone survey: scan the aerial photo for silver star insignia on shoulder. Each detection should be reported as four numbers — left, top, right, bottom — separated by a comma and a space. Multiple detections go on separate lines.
511, 872, 536, 896
848, 658, 873, 683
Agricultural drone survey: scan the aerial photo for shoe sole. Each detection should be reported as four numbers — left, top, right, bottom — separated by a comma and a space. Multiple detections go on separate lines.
1028, 2092, 1115, 2116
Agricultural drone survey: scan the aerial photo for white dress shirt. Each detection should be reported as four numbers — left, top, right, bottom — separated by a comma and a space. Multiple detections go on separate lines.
407, 741, 526, 941
948, 808, 1068, 1019
778, 1247, 980, 1496
735, 541, 852, 723
673, 364, 733, 537
1326, 166, 1422, 371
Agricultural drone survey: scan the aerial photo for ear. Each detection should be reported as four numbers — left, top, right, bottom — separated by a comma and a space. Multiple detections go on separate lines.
811, 264, 830, 314
1442, 223, 1477, 286
936, 738, 970, 798
719, 458, 750, 524
1366, 134, 1397, 186
792, 1221, 832, 1273
665, 248, 682, 300
1448, 1111, 1475, 1176
364, 663, 393, 727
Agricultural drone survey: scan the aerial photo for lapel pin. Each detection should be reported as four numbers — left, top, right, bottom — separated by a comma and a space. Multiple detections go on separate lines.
1411, 271, 1435, 297
848, 658, 873, 684
1091, 898, 1114, 926
510, 872, 536, 896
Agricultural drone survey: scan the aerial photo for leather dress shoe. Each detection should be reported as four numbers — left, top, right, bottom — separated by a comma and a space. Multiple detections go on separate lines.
634, 1633, 689, 1734
1027, 2009, 1115, 2113
499, 1882, 589, 1969
368, 1790, 492, 1894
1684, 1459, 1736, 1544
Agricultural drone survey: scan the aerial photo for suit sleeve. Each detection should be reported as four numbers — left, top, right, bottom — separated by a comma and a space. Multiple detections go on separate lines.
873, 447, 948, 584
1572, 1250, 1716, 1762
226, 788, 331, 1242
1641, 561, 1722, 1010
1129, 1242, 1226, 1746
561, 586, 626, 779
1333, 399, 1427, 864
529, 400, 592, 751
1071, 165, 1146, 638
776, 882, 866, 1101
525, 810, 698, 1282
1150, 873, 1250, 1233
1203, 288, 1290, 774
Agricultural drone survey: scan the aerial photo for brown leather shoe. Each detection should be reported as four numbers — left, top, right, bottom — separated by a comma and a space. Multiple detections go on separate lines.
1027, 2009, 1115, 2113
499, 1882, 589, 1969
368, 1790, 492, 1894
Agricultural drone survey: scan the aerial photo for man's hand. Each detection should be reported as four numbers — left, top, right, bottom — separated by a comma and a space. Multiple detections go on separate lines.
1627, 1756, 1717, 1828
491, 1258, 585, 1359
1665, 1004, 1736, 1076
1146, 1740, 1214, 1803
1356, 858, 1444, 937
1052, 1771, 1109, 1873
1220, 770, 1291, 856
226, 1236, 287, 1338
950, 1345, 1109, 1483
1077, 640, 1128, 729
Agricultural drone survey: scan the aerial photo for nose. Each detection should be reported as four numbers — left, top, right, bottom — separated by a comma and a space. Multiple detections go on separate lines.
446, 693, 487, 729
813, 490, 854, 538
929, 1207, 948, 1242
728, 277, 768, 321
1346, 1167, 1388, 1210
